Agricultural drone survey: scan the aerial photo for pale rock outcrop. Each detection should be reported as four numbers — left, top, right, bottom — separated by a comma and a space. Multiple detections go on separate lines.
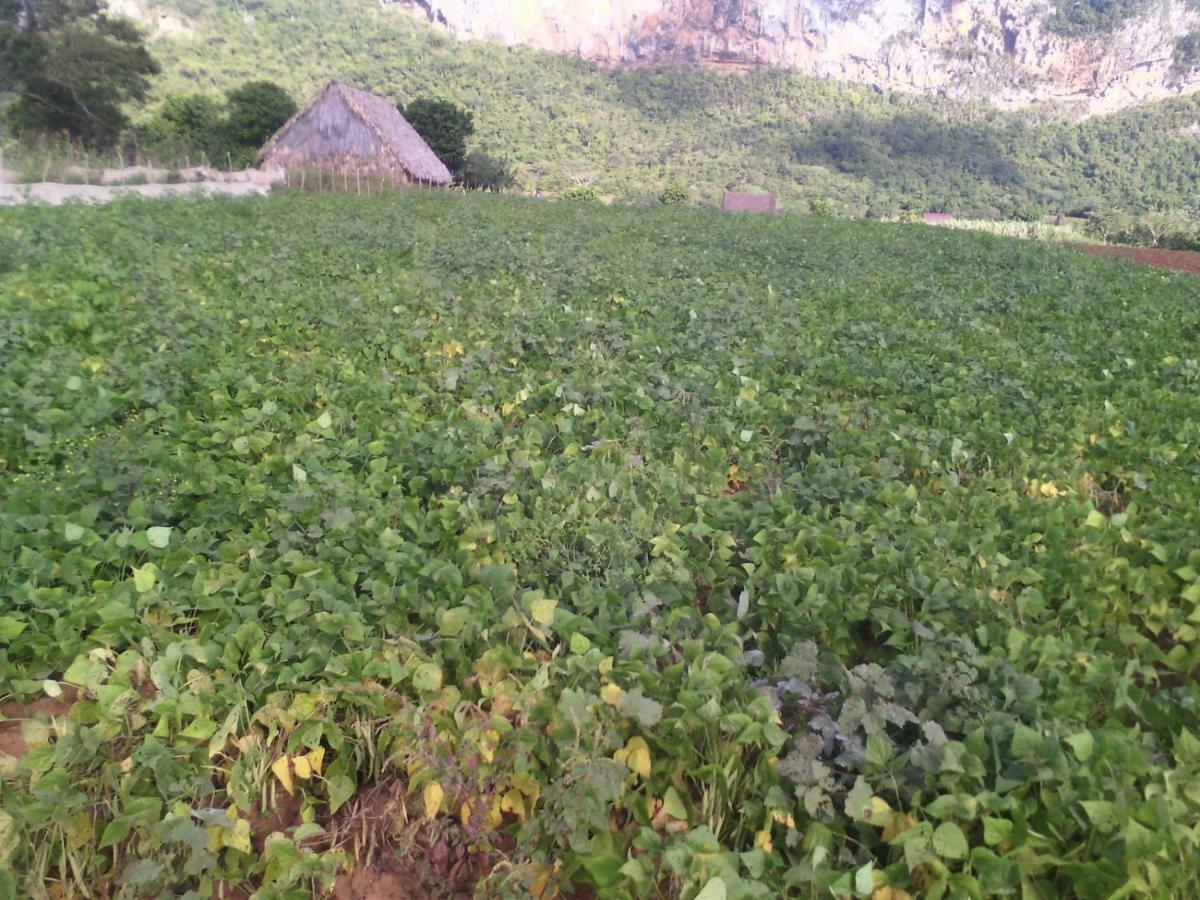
386, 0, 1200, 114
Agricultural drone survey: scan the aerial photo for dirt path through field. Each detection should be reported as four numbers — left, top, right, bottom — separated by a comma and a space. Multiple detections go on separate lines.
0, 180, 270, 206
1080, 244, 1200, 274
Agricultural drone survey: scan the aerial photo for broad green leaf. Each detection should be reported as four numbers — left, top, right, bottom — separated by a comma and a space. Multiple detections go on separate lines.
439, 606, 469, 637
180, 719, 217, 742
1011, 723, 1041, 757
1080, 800, 1119, 832
1065, 731, 1094, 762
662, 786, 688, 820
581, 854, 625, 890
854, 862, 874, 898
64, 523, 85, 542
0, 617, 27, 642
133, 563, 157, 593
412, 662, 443, 692
98, 818, 131, 850
146, 526, 172, 548
983, 817, 1013, 847
932, 822, 968, 859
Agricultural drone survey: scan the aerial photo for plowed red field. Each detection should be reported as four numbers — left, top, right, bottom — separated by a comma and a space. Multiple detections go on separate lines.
1080, 244, 1200, 274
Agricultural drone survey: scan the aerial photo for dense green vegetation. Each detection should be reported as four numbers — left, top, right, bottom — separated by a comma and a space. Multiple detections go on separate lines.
129, 0, 1200, 215
1175, 32, 1200, 73
2, 193, 1199, 898
1086, 208, 1200, 249
1046, 0, 1152, 36
0, 0, 159, 148
141, 80, 297, 166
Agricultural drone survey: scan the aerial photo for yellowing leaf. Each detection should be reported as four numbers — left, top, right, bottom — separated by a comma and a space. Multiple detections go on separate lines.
479, 729, 499, 764
441, 339, 465, 358
530, 598, 557, 625
754, 828, 773, 853
867, 796, 892, 824
305, 746, 325, 776
293, 755, 312, 780
271, 755, 294, 796
882, 812, 919, 842
776, 810, 796, 828
461, 801, 472, 826
500, 789, 526, 819
600, 683, 623, 705
623, 736, 652, 778
223, 818, 252, 854
530, 864, 551, 898
511, 771, 541, 810
873, 888, 914, 900
423, 781, 444, 820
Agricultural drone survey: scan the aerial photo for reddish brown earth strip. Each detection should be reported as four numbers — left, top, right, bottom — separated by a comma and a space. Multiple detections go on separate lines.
1080, 245, 1200, 274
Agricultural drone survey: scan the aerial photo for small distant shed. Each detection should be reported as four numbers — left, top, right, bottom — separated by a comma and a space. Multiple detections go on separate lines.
257, 81, 451, 186
922, 212, 956, 224
723, 191, 777, 214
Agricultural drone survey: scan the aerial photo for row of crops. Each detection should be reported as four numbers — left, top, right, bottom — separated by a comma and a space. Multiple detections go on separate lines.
1, 193, 1199, 897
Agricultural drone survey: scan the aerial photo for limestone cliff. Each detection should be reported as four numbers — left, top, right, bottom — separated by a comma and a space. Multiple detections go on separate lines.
386, 0, 1200, 113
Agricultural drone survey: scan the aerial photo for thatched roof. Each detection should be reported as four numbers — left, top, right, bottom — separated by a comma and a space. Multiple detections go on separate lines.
257, 82, 452, 185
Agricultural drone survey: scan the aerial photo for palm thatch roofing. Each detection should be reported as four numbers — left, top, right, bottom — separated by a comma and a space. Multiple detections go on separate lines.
257, 81, 452, 185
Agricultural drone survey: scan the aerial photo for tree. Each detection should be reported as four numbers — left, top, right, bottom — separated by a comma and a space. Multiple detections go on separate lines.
460, 149, 516, 191
1174, 32, 1200, 73
403, 97, 474, 176
219, 80, 296, 166
141, 93, 223, 159
1, 0, 159, 149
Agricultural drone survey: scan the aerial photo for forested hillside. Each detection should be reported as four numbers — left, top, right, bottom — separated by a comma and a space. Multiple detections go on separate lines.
132, 0, 1200, 215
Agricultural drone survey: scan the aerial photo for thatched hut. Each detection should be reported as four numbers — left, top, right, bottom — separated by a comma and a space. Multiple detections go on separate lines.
257, 82, 452, 187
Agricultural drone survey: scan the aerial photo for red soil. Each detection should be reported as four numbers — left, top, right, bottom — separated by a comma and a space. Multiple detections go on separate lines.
1080, 244, 1200, 274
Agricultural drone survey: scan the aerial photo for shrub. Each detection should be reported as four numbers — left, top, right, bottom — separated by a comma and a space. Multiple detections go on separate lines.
808, 197, 836, 217
460, 149, 516, 191
558, 185, 600, 202
658, 183, 689, 205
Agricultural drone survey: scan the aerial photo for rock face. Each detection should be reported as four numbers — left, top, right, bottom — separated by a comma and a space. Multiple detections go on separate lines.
388, 0, 1200, 113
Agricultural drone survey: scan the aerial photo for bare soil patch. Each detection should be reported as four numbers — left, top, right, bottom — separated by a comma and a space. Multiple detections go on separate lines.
1080, 244, 1200, 274
0, 687, 78, 761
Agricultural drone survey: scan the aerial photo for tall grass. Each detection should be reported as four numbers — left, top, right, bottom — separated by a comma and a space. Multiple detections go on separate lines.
926, 217, 1093, 244
0, 135, 225, 184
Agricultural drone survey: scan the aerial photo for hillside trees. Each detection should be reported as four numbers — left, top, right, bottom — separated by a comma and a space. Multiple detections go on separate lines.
141, 81, 295, 166
1, 0, 159, 148
403, 96, 474, 175
220, 80, 296, 165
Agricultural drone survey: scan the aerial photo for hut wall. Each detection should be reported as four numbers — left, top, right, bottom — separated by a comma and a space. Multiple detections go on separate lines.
723, 192, 777, 214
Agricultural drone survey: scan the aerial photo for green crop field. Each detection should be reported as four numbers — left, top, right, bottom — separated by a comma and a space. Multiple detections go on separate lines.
1, 193, 1199, 898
